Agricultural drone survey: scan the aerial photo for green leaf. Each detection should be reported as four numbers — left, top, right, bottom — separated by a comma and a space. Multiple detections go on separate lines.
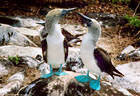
8, 55, 20, 65
124, 15, 140, 27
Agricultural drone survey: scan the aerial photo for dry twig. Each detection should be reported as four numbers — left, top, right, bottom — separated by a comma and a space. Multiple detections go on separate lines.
133, 1, 140, 16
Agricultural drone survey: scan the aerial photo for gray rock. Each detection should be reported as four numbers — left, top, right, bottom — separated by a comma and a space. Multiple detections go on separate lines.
0, 45, 42, 58
14, 27, 41, 46
65, 47, 84, 72
0, 16, 44, 30
19, 56, 42, 68
38, 62, 50, 75
61, 24, 87, 36
0, 59, 13, 77
18, 71, 126, 96
14, 17, 44, 29
0, 16, 20, 26
0, 71, 25, 96
14, 27, 39, 37
128, 48, 140, 60
106, 62, 140, 93
0, 55, 43, 77
0, 56, 46, 95
87, 13, 127, 27
0, 64, 9, 77
117, 45, 140, 60
0, 24, 37, 47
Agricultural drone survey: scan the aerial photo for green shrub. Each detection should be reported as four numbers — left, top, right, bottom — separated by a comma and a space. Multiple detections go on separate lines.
112, 0, 130, 3
8, 56, 20, 65
124, 15, 140, 27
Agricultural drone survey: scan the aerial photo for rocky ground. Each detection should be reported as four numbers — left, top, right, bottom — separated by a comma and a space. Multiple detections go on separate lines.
0, 1, 140, 96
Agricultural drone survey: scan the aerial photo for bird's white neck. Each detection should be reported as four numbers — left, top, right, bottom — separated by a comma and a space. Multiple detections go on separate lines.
82, 27, 101, 48
88, 27, 101, 41
45, 20, 62, 36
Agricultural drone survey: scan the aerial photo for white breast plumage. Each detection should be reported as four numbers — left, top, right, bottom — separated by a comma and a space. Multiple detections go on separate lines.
80, 34, 101, 75
47, 31, 65, 68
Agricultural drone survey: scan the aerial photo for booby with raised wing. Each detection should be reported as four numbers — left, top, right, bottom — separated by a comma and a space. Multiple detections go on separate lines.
40, 8, 76, 78
75, 13, 124, 90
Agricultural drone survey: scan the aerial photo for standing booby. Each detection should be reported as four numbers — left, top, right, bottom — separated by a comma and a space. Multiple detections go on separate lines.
75, 13, 124, 90
40, 8, 76, 78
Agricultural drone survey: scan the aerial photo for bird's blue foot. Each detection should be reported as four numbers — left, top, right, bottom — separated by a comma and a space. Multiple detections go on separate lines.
40, 64, 54, 78
75, 75, 92, 83
89, 76, 101, 90
55, 72, 68, 76
55, 64, 68, 76
75, 70, 92, 83
41, 72, 54, 78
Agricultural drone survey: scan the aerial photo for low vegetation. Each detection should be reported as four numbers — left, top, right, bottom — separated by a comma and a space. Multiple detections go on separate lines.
124, 15, 140, 27
8, 56, 20, 65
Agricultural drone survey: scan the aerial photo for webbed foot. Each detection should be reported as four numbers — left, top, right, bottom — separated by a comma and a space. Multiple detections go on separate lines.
55, 64, 68, 76
89, 76, 101, 90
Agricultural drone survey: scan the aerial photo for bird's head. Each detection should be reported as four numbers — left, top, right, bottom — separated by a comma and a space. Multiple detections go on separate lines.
77, 13, 101, 33
46, 8, 76, 23
44, 8, 76, 33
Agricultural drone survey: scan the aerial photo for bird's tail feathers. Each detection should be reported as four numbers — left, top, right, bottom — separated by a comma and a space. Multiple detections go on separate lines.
113, 68, 124, 78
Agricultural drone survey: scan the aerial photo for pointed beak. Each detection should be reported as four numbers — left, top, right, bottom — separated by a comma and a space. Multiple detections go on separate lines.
77, 12, 92, 26
61, 8, 77, 16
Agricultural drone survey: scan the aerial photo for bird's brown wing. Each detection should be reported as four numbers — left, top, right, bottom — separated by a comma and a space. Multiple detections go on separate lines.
40, 28, 48, 39
41, 39, 47, 63
63, 38, 68, 62
94, 47, 124, 79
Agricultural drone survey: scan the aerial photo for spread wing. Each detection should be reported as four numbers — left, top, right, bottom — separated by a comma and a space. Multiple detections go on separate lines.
63, 38, 68, 62
41, 39, 47, 63
94, 47, 124, 79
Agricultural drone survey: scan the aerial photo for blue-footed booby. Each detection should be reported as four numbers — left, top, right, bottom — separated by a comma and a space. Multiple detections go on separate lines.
75, 13, 124, 90
40, 8, 76, 78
